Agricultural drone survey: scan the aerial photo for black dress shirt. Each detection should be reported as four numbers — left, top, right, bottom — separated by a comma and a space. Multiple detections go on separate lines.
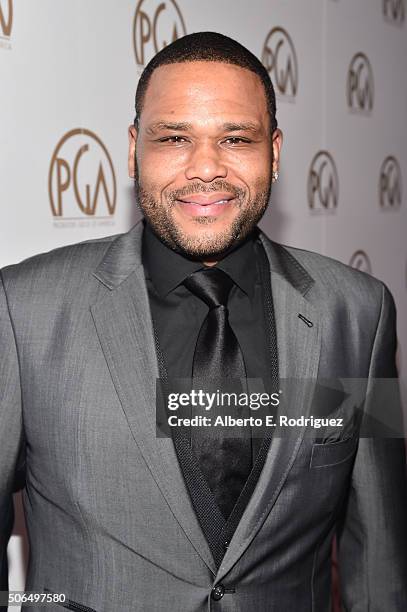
141, 221, 278, 559
142, 221, 271, 382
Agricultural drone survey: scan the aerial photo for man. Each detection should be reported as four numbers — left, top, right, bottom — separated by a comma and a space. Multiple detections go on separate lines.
1, 31, 406, 611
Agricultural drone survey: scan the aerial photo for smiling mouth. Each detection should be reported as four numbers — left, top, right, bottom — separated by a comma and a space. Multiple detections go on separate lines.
178, 198, 232, 205
176, 192, 236, 206
175, 196, 236, 218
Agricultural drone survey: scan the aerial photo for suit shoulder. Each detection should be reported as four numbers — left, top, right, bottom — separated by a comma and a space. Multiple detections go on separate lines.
0, 232, 120, 292
281, 243, 388, 306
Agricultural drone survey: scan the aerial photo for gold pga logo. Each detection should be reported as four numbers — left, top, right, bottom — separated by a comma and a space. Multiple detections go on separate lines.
133, 0, 186, 67
0, 0, 13, 47
347, 53, 374, 114
307, 151, 339, 213
262, 27, 298, 100
379, 156, 402, 210
349, 250, 372, 274
383, 0, 405, 24
48, 129, 116, 219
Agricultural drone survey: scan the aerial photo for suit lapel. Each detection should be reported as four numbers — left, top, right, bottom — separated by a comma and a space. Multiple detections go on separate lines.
91, 221, 216, 574
215, 233, 321, 580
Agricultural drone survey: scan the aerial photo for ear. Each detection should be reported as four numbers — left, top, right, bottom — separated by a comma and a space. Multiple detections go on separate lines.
272, 128, 283, 174
128, 124, 138, 178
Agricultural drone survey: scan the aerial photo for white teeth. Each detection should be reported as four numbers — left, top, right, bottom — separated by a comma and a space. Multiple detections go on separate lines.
182, 199, 230, 205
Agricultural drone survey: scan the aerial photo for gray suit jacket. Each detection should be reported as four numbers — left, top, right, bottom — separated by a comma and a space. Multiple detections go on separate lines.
1, 221, 406, 611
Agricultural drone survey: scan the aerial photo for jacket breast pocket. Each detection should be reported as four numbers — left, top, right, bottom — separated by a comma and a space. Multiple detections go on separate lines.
310, 432, 359, 469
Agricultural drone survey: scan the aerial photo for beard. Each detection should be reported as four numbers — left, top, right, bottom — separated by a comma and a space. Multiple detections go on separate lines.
134, 173, 272, 259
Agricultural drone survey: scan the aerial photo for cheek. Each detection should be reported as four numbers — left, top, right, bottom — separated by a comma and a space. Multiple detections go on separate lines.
139, 156, 187, 196
138, 145, 174, 174
142, 146, 189, 171
229, 153, 271, 180
254, 172, 272, 190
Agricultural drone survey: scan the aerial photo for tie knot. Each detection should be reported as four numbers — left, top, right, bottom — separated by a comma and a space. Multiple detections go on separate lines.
184, 267, 234, 308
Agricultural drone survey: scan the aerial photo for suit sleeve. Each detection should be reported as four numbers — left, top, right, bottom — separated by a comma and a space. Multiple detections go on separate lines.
0, 271, 24, 595
337, 283, 407, 611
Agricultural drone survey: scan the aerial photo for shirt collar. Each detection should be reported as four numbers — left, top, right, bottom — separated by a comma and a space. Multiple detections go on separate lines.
142, 220, 258, 298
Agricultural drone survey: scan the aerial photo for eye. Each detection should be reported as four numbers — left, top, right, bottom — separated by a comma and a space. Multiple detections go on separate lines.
158, 136, 188, 144
223, 137, 252, 145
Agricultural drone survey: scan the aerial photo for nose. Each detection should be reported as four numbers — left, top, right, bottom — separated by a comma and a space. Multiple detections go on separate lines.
184, 141, 227, 183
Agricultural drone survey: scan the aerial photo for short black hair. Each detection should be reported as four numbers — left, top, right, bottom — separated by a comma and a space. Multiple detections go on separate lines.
134, 31, 278, 133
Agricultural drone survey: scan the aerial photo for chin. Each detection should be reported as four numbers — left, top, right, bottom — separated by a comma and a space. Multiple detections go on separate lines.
172, 228, 242, 260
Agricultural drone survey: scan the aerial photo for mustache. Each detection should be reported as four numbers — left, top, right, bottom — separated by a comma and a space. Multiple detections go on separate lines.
167, 180, 246, 204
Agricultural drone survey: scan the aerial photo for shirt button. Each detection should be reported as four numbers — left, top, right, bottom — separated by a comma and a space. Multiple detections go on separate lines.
223, 540, 229, 550
211, 584, 225, 601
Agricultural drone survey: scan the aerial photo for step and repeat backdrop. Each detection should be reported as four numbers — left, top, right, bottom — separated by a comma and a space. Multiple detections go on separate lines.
1, 0, 406, 601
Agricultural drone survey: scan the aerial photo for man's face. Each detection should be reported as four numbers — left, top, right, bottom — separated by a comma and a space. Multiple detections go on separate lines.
128, 61, 282, 260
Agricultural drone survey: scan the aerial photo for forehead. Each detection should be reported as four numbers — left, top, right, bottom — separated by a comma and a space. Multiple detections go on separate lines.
141, 61, 269, 127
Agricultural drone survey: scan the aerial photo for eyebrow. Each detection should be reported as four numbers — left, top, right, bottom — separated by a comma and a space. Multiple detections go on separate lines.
222, 122, 260, 134
145, 120, 261, 135
146, 121, 192, 134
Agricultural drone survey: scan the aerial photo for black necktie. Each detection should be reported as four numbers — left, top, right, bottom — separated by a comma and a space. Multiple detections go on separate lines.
184, 267, 252, 519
